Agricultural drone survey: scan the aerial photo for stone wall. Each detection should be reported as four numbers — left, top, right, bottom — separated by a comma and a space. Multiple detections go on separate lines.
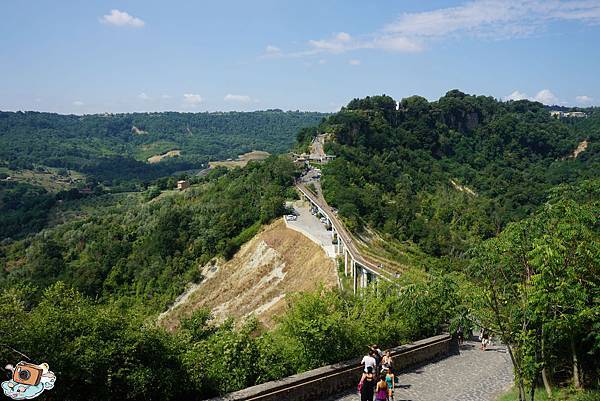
209, 333, 451, 401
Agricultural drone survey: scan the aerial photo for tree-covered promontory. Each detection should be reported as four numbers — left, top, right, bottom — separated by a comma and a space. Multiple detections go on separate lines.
318, 91, 598, 257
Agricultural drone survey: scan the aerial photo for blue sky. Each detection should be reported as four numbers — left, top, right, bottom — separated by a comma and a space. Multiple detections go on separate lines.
1, 0, 599, 114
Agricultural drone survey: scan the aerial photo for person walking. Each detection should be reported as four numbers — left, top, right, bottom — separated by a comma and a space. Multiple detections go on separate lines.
359, 367, 376, 401
361, 350, 377, 374
381, 351, 393, 371
371, 345, 383, 374
480, 329, 490, 350
456, 325, 464, 345
375, 375, 388, 401
384, 368, 395, 401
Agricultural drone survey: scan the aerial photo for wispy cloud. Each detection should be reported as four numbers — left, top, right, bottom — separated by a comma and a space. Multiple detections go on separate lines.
183, 93, 202, 106
138, 92, 150, 100
100, 10, 145, 28
503, 89, 559, 105
576, 95, 594, 104
384, 0, 600, 39
349, 59, 361, 66
73, 100, 84, 106
224, 94, 257, 103
265, 45, 281, 54
269, 1, 600, 57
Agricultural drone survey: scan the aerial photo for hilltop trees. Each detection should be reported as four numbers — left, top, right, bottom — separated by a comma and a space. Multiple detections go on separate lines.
319, 91, 598, 257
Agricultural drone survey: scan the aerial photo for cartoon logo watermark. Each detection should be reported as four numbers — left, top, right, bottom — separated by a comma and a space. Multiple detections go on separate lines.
2, 362, 56, 400
1, 345, 55, 400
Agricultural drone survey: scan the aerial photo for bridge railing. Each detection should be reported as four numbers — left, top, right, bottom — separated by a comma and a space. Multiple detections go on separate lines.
209, 333, 452, 401
296, 184, 393, 280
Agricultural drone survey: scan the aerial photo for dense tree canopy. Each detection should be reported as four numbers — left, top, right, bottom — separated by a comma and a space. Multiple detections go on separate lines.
0, 110, 326, 186
319, 91, 598, 257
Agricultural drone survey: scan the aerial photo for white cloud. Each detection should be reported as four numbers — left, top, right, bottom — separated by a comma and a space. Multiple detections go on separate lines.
274, 1, 600, 57
265, 45, 281, 53
262, 45, 282, 58
308, 32, 357, 54
336, 32, 352, 42
372, 36, 422, 52
533, 89, 558, 105
349, 59, 361, 65
318, 59, 327, 65
503, 89, 559, 104
224, 94, 254, 103
183, 94, 203, 106
576, 95, 593, 104
384, 0, 600, 40
138, 92, 150, 100
161, 94, 171, 99
100, 9, 145, 28
73, 100, 84, 106
504, 90, 528, 101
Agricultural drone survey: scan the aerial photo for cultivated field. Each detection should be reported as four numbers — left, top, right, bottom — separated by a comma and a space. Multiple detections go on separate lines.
209, 150, 270, 168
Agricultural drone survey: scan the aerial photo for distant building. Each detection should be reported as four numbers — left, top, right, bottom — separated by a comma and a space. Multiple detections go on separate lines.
565, 111, 587, 118
177, 180, 189, 190
550, 110, 587, 119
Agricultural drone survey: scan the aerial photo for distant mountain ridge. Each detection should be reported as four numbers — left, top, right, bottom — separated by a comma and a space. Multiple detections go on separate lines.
0, 110, 326, 185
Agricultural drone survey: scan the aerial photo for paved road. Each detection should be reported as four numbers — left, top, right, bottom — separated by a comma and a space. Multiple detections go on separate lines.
310, 134, 327, 159
285, 200, 336, 258
296, 179, 393, 280
327, 341, 513, 401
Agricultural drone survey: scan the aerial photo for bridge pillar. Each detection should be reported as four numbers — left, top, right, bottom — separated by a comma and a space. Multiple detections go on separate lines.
352, 259, 357, 294
344, 248, 348, 277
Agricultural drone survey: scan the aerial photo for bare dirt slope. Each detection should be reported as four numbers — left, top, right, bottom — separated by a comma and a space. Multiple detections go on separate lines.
160, 219, 337, 330
147, 149, 181, 163
209, 150, 270, 169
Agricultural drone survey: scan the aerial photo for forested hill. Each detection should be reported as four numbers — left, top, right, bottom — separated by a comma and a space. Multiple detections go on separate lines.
316, 90, 598, 257
0, 110, 325, 185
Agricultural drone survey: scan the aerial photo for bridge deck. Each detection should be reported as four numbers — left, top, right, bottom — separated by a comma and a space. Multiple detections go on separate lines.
296, 182, 393, 279
326, 341, 513, 401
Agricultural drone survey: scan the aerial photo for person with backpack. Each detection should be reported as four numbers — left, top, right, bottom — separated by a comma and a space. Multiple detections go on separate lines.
370, 345, 383, 374
359, 366, 376, 401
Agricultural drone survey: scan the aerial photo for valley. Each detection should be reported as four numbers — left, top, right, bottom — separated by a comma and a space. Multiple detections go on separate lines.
0, 92, 598, 401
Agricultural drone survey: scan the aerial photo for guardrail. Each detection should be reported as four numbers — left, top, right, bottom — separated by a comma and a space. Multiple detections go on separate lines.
209, 333, 452, 401
296, 183, 393, 280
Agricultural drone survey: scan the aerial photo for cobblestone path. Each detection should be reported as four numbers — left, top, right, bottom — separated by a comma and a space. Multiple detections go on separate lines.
328, 341, 513, 401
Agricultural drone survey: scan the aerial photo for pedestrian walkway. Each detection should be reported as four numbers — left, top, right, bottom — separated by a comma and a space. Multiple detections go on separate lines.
328, 341, 513, 401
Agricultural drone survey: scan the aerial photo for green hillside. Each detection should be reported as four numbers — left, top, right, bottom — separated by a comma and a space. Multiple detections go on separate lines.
0, 110, 326, 185
0, 92, 597, 400
0, 110, 325, 240
316, 91, 598, 258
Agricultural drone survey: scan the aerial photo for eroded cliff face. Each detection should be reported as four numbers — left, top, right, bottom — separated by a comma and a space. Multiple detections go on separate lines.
159, 219, 337, 330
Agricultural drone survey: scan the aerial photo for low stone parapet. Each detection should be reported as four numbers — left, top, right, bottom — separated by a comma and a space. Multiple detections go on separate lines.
209, 333, 451, 401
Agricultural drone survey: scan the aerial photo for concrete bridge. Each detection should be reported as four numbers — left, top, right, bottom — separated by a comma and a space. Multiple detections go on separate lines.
296, 182, 395, 294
